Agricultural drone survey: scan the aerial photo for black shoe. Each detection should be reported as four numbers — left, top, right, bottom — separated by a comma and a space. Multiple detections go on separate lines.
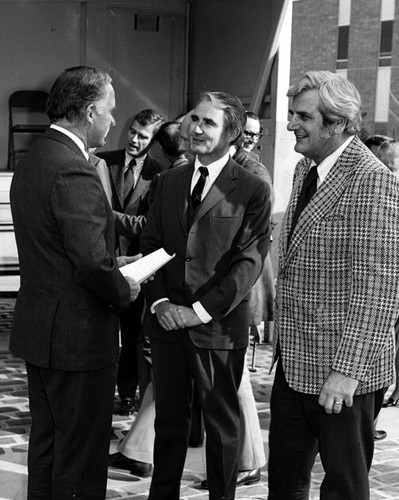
109, 452, 152, 477
119, 397, 135, 416
188, 438, 204, 448
382, 397, 399, 408
200, 468, 261, 489
374, 430, 387, 440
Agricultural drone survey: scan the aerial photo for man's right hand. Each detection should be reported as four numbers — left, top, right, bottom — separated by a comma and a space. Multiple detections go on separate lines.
154, 301, 186, 331
124, 276, 141, 302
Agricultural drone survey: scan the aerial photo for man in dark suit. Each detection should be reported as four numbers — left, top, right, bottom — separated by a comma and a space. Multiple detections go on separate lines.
268, 71, 399, 499
9, 66, 140, 500
140, 92, 271, 499
97, 109, 166, 415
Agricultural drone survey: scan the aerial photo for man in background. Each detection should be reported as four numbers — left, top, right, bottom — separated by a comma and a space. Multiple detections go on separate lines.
98, 109, 166, 415
242, 111, 263, 159
10, 66, 140, 500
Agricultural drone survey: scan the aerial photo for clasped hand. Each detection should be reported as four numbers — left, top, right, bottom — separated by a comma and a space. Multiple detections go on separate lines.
154, 302, 203, 331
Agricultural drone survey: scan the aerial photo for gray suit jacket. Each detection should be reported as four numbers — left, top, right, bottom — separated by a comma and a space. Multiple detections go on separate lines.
97, 149, 167, 255
140, 157, 272, 350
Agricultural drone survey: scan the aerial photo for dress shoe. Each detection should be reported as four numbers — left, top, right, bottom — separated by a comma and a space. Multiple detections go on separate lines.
119, 397, 135, 416
382, 397, 399, 408
109, 452, 152, 477
374, 429, 387, 440
188, 438, 204, 448
200, 468, 261, 489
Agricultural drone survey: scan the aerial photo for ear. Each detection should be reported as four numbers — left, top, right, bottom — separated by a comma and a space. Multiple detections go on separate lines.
330, 118, 347, 136
85, 103, 96, 125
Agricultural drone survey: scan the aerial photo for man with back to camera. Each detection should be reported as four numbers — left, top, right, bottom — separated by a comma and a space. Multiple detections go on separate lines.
139, 91, 271, 499
97, 109, 166, 415
268, 70, 399, 499
9, 66, 141, 500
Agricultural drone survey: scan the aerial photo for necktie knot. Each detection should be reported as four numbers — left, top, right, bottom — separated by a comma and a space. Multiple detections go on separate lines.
191, 166, 209, 211
199, 166, 209, 177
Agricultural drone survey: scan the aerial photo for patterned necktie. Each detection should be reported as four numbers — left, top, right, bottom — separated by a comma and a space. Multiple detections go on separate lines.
288, 165, 318, 245
191, 166, 209, 211
123, 158, 136, 202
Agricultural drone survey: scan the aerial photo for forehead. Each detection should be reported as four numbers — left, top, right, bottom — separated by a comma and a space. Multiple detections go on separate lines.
245, 117, 260, 132
96, 83, 115, 108
130, 120, 158, 137
193, 100, 225, 123
291, 89, 322, 117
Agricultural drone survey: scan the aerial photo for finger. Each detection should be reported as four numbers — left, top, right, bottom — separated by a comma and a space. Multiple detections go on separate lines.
332, 400, 343, 414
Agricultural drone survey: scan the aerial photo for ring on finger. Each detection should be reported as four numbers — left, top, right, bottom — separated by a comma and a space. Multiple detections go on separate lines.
334, 400, 343, 406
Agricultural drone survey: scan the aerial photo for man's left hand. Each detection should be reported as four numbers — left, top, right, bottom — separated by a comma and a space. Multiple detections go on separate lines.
176, 306, 203, 327
117, 254, 142, 267
318, 370, 359, 415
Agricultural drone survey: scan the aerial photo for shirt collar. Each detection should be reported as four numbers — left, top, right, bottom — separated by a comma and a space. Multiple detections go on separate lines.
194, 152, 230, 176
125, 152, 146, 170
315, 135, 354, 185
50, 124, 89, 160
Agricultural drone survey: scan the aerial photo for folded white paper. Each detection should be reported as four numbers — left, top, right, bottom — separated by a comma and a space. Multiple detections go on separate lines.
120, 248, 175, 284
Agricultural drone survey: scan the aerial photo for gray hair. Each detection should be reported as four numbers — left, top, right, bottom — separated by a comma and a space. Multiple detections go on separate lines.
287, 71, 362, 135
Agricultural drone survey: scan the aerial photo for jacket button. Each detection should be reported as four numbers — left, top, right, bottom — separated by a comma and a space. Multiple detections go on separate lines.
186, 257, 192, 262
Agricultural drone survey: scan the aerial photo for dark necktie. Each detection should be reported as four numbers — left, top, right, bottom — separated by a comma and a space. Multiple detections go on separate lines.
191, 166, 209, 211
288, 165, 318, 245
123, 158, 136, 202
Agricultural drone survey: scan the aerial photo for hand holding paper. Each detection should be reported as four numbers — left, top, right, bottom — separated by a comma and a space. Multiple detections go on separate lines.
120, 248, 175, 284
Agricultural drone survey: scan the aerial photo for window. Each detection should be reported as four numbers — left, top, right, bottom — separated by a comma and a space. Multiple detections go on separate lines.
337, 25, 349, 69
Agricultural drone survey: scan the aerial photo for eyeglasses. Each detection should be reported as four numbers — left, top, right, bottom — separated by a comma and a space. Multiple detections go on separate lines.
365, 135, 395, 148
244, 130, 262, 141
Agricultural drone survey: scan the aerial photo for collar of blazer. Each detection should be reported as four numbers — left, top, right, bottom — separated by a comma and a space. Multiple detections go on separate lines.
175, 157, 239, 233
45, 127, 87, 160
281, 135, 365, 262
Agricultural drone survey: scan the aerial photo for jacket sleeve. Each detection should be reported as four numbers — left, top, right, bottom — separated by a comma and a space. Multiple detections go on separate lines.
51, 160, 131, 311
332, 166, 399, 381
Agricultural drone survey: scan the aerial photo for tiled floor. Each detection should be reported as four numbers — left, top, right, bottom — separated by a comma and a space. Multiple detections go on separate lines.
1, 297, 399, 499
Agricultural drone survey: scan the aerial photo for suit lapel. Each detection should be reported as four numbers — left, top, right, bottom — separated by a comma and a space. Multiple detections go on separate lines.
191, 158, 238, 225
175, 164, 194, 234
109, 154, 125, 210
283, 137, 363, 264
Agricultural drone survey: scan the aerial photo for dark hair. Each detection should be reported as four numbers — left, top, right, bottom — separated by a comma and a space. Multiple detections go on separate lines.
197, 92, 246, 144
156, 121, 182, 157
47, 66, 112, 123
364, 135, 394, 149
131, 109, 164, 133
245, 111, 260, 121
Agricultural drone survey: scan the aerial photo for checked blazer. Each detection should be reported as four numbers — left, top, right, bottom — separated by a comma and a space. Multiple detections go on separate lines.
273, 135, 399, 395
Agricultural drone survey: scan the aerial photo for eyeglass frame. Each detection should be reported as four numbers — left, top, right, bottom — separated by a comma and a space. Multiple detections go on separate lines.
243, 129, 263, 141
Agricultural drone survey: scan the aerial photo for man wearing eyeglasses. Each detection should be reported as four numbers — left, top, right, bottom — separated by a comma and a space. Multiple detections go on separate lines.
242, 111, 263, 159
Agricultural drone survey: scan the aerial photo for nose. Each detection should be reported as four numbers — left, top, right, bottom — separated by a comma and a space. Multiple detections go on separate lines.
287, 115, 298, 132
192, 122, 203, 135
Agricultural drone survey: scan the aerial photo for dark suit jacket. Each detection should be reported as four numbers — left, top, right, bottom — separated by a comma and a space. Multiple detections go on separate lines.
10, 128, 131, 371
97, 149, 167, 255
140, 157, 272, 350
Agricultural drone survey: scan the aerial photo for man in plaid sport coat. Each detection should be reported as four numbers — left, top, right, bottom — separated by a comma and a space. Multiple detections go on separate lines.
268, 71, 399, 500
